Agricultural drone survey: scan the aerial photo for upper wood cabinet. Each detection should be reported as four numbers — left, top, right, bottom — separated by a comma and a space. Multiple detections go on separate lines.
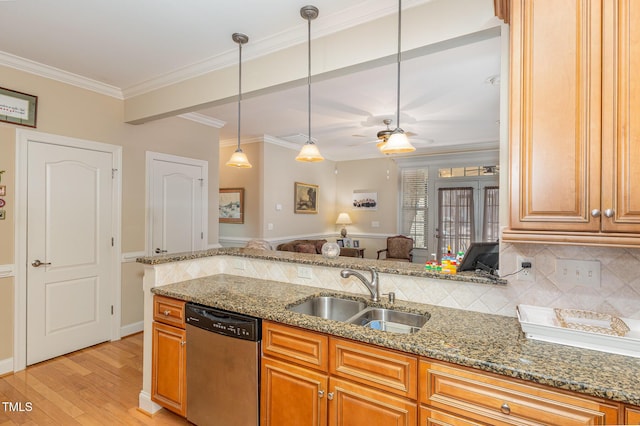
504, 0, 640, 246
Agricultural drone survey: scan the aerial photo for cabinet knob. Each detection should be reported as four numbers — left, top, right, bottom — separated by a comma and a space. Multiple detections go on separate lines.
181, 340, 186, 346
500, 402, 511, 414
604, 208, 614, 218
318, 390, 325, 398
590, 209, 601, 218
163, 310, 171, 316
327, 392, 334, 400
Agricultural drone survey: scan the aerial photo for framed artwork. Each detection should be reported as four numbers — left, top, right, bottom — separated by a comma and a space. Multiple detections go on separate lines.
353, 190, 377, 210
219, 188, 244, 224
294, 182, 318, 214
343, 238, 353, 248
353, 240, 360, 248
0, 87, 38, 128
336, 239, 344, 247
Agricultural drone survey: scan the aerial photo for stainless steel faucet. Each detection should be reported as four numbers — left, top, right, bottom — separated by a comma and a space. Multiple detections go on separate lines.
340, 267, 380, 302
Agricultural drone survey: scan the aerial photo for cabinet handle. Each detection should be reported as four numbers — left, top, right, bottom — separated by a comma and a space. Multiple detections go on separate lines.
500, 402, 511, 414
163, 310, 171, 316
604, 208, 614, 218
327, 392, 334, 400
181, 340, 186, 346
590, 209, 601, 218
318, 390, 325, 398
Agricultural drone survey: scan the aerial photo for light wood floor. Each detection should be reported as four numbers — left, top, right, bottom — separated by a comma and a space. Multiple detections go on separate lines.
0, 333, 189, 425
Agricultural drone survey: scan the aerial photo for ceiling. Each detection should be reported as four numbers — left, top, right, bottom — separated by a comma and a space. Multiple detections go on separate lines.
0, 0, 502, 161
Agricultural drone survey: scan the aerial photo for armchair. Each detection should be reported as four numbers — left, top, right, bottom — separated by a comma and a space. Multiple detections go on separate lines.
376, 235, 414, 262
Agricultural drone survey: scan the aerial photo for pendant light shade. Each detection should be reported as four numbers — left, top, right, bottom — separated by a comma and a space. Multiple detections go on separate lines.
226, 32, 252, 168
296, 5, 324, 162
380, 0, 415, 155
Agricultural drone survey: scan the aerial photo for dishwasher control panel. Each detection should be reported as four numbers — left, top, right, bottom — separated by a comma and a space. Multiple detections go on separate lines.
185, 303, 261, 342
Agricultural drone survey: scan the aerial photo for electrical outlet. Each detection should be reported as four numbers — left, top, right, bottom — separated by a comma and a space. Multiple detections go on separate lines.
555, 259, 601, 287
516, 256, 534, 282
297, 266, 313, 279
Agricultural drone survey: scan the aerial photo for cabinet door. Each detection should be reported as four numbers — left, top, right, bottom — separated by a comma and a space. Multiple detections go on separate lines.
261, 357, 328, 426
509, 0, 602, 231
627, 406, 640, 425
329, 377, 417, 426
420, 406, 489, 426
601, 0, 640, 232
151, 322, 187, 416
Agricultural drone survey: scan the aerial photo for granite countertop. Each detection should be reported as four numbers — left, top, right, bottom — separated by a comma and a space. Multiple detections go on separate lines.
151, 273, 640, 406
137, 247, 507, 285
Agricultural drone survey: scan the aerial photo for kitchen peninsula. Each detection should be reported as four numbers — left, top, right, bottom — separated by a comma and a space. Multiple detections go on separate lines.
137, 248, 640, 424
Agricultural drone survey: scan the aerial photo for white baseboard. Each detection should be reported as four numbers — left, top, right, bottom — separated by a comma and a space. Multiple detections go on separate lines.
0, 357, 13, 375
138, 390, 163, 415
121, 321, 144, 337
0, 264, 15, 278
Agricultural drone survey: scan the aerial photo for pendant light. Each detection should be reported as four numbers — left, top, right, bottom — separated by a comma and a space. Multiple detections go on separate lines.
296, 5, 324, 162
380, 0, 416, 155
226, 32, 252, 168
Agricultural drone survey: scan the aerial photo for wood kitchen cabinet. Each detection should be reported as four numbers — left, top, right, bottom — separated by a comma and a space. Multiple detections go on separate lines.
419, 360, 622, 425
504, 0, 640, 247
627, 406, 640, 425
261, 321, 418, 426
151, 295, 187, 417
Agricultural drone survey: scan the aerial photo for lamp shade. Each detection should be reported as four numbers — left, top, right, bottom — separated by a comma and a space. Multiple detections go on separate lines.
335, 212, 352, 225
226, 149, 252, 168
380, 129, 415, 154
296, 142, 324, 162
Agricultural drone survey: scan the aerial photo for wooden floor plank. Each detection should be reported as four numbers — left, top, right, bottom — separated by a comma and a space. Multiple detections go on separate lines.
0, 333, 188, 425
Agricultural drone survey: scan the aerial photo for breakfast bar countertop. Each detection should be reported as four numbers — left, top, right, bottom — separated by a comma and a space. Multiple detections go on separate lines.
151, 273, 640, 406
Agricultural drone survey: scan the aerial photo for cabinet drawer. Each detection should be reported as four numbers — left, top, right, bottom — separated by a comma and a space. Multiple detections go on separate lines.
420, 360, 621, 426
153, 295, 186, 328
330, 337, 417, 399
420, 406, 489, 426
627, 406, 640, 425
262, 321, 328, 372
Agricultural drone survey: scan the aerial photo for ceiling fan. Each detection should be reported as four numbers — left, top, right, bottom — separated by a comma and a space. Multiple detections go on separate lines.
350, 119, 423, 150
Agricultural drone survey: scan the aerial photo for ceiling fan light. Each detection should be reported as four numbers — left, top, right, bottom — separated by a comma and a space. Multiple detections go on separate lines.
296, 141, 325, 162
380, 129, 415, 154
226, 148, 252, 168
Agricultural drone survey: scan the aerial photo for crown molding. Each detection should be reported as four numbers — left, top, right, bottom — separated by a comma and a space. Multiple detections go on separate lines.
0, 51, 123, 99
178, 113, 226, 128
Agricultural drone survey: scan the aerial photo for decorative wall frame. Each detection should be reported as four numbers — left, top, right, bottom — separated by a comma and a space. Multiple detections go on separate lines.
219, 188, 244, 223
352, 190, 377, 210
0, 87, 37, 128
294, 182, 318, 214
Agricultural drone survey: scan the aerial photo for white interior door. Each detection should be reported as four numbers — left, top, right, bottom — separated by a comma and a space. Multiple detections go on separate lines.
148, 153, 207, 255
27, 141, 114, 365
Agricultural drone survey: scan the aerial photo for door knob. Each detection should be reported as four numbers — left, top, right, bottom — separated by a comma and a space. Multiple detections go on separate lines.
31, 260, 51, 267
155, 248, 168, 254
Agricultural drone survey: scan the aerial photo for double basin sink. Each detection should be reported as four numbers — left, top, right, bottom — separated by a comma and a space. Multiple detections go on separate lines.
286, 295, 429, 334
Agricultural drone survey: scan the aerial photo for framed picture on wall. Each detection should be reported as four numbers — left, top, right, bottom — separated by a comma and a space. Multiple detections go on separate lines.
294, 182, 318, 214
336, 239, 344, 247
352, 190, 377, 210
0, 87, 38, 128
219, 188, 244, 224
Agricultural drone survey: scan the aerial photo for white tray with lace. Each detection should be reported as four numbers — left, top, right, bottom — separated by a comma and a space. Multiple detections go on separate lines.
517, 304, 640, 358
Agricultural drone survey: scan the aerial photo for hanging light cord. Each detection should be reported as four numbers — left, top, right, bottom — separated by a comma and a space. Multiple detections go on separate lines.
395, 0, 402, 131
307, 13, 312, 143
237, 40, 243, 151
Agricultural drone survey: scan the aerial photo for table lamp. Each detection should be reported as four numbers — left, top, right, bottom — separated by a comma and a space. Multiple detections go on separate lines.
336, 212, 353, 238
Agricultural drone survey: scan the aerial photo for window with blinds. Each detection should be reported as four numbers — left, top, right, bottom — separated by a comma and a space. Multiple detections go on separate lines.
401, 168, 428, 249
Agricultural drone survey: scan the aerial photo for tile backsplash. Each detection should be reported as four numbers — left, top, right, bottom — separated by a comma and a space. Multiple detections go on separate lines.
150, 244, 640, 320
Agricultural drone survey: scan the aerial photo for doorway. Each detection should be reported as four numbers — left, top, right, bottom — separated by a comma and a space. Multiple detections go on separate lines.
146, 152, 208, 256
15, 129, 122, 370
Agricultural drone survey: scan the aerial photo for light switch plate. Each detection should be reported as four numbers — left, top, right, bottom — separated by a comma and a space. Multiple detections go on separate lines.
555, 259, 601, 288
297, 266, 313, 279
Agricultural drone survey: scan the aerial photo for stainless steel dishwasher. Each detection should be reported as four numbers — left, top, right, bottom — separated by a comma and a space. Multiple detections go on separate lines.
185, 303, 261, 426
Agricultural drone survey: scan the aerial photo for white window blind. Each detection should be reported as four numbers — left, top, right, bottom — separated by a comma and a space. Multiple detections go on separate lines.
401, 168, 428, 249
